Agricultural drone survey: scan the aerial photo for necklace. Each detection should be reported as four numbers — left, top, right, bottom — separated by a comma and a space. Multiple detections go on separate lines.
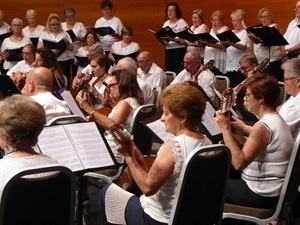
4, 148, 18, 157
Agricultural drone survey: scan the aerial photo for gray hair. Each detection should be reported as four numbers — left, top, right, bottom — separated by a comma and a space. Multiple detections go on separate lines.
192, 9, 204, 20
11, 18, 23, 26
281, 58, 300, 78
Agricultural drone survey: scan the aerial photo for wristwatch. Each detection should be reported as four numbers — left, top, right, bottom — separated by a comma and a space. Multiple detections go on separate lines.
88, 109, 96, 118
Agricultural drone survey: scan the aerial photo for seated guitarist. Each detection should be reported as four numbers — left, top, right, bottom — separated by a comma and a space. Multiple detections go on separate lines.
170, 49, 216, 103
7, 44, 36, 89
99, 83, 212, 225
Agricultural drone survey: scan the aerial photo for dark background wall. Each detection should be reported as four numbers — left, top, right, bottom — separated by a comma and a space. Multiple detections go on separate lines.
1, 0, 296, 69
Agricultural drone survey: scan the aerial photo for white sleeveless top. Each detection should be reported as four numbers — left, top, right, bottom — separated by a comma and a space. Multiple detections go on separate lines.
140, 134, 212, 223
242, 113, 294, 197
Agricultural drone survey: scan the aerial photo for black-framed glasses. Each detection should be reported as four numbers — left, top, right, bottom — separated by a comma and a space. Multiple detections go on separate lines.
244, 92, 253, 98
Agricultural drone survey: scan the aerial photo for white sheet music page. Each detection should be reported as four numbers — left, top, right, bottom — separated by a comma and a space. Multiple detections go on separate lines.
202, 102, 221, 136
64, 122, 115, 170
60, 90, 85, 119
38, 122, 115, 172
38, 125, 84, 172
146, 119, 174, 142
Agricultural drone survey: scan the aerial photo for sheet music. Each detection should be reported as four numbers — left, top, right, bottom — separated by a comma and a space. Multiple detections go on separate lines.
146, 119, 174, 142
38, 122, 115, 172
60, 90, 85, 119
202, 102, 221, 136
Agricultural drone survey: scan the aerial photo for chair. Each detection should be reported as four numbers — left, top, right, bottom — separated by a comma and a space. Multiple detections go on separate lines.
0, 165, 77, 225
215, 75, 230, 94
169, 144, 231, 225
275, 81, 288, 107
46, 115, 86, 126
152, 86, 162, 107
165, 71, 177, 86
222, 132, 300, 225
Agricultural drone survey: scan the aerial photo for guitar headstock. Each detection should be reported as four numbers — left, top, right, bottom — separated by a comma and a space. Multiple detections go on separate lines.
220, 87, 236, 113
109, 124, 133, 143
202, 59, 215, 71
254, 58, 269, 73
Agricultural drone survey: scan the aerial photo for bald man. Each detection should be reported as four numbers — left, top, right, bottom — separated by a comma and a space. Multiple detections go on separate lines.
171, 49, 216, 102
22, 67, 71, 123
136, 51, 166, 90
116, 57, 154, 104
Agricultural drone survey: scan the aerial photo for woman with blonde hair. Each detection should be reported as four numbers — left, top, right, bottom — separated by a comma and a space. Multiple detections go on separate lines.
37, 13, 74, 85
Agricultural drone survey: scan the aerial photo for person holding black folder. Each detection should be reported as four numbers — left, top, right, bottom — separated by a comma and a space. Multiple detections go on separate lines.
108, 26, 140, 64
95, 0, 123, 55
0, 18, 32, 74
204, 10, 230, 74
61, 7, 87, 78
248, 7, 284, 81
38, 13, 74, 86
223, 9, 251, 88
283, 1, 300, 60
0, 10, 11, 74
22, 9, 45, 48
160, 2, 188, 75
180, 9, 209, 61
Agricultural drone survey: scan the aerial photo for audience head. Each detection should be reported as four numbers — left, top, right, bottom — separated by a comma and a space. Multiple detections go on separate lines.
166, 2, 182, 19
159, 83, 206, 132
89, 53, 111, 75
183, 49, 201, 74
244, 75, 280, 109
192, 9, 205, 26
258, 7, 275, 24
35, 48, 63, 75
64, 7, 76, 25
0, 95, 46, 150
111, 69, 144, 104
22, 67, 54, 96
116, 57, 138, 75
22, 44, 36, 64
239, 53, 258, 77
45, 13, 63, 33
25, 9, 38, 26
136, 51, 153, 73
11, 18, 23, 33
281, 58, 300, 97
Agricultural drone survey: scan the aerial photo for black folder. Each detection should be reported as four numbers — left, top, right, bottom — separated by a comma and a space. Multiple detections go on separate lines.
85, 26, 115, 36
112, 51, 139, 62
6, 47, 23, 61
30, 37, 39, 47
177, 29, 199, 42
148, 26, 177, 39
177, 29, 219, 44
0, 32, 12, 41
42, 39, 67, 56
216, 30, 240, 43
66, 30, 77, 42
247, 25, 288, 46
0, 75, 21, 100
74, 54, 89, 67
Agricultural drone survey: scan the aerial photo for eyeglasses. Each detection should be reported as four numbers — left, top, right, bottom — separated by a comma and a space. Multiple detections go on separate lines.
260, 15, 270, 19
283, 77, 298, 81
182, 61, 192, 66
239, 66, 251, 72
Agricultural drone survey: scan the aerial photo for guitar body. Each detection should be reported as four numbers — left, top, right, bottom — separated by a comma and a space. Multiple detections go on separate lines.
118, 155, 156, 195
12, 72, 26, 90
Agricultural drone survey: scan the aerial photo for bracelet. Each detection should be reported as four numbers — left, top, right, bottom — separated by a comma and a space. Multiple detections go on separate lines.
88, 109, 96, 118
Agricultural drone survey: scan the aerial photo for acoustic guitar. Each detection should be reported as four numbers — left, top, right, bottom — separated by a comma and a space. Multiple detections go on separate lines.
193, 59, 215, 82
220, 87, 236, 114
109, 124, 155, 195
12, 72, 27, 90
